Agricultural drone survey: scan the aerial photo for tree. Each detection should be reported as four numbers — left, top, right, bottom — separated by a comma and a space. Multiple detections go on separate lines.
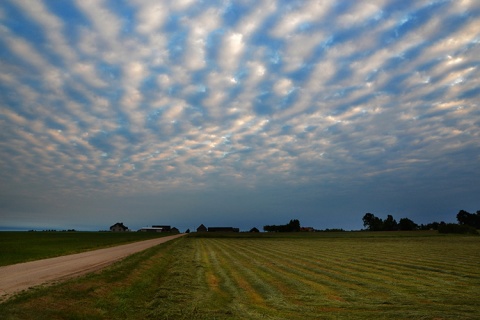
457, 210, 480, 229
263, 219, 301, 232
383, 215, 398, 231
362, 213, 384, 231
457, 210, 471, 225
398, 218, 418, 231
288, 219, 301, 232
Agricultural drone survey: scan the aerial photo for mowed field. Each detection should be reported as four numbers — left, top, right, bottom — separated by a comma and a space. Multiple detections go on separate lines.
1, 232, 479, 319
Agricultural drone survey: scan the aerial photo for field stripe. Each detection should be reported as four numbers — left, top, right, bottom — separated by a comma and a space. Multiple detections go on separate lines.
192, 236, 480, 318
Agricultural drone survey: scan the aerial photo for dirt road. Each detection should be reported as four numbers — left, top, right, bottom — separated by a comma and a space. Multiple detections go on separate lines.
0, 233, 186, 300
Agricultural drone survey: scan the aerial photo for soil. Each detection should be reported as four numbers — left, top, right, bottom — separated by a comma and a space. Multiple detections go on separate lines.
0, 233, 186, 301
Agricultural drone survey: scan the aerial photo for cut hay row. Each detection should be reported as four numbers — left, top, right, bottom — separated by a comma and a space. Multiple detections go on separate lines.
194, 236, 480, 319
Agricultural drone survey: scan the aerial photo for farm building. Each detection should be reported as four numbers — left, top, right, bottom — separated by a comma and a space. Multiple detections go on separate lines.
138, 227, 164, 232
300, 227, 315, 232
196, 224, 207, 232
110, 222, 129, 232
207, 227, 240, 232
152, 225, 171, 232
196, 224, 240, 232
139, 225, 173, 232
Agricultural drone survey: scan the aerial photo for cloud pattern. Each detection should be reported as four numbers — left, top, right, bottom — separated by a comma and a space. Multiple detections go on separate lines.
0, 0, 479, 229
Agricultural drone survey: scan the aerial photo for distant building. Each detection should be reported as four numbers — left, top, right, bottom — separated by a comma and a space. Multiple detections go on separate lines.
152, 225, 171, 232
139, 225, 173, 232
249, 227, 260, 233
196, 224, 207, 232
110, 222, 129, 232
196, 224, 240, 232
208, 227, 240, 233
300, 227, 315, 232
138, 227, 164, 232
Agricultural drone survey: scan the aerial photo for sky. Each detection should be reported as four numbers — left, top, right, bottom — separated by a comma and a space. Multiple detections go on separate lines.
0, 0, 479, 232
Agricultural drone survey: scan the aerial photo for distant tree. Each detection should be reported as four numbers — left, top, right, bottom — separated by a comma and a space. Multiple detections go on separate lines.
263, 219, 301, 232
457, 210, 480, 229
185, 229, 190, 233
383, 215, 398, 231
288, 219, 301, 232
398, 218, 418, 231
419, 222, 441, 230
362, 213, 384, 231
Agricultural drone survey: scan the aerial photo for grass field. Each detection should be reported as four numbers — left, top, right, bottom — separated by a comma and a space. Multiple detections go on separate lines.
0, 231, 173, 266
1, 232, 479, 319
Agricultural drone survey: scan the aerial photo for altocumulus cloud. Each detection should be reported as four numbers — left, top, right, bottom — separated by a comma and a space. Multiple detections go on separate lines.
0, 0, 479, 231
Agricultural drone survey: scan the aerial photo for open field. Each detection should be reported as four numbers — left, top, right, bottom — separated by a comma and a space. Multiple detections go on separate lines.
1, 232, 479, 319
0, 231, 173, 266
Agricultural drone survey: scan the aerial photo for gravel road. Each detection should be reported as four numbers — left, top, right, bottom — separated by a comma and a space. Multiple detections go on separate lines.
0, 233, 186, 301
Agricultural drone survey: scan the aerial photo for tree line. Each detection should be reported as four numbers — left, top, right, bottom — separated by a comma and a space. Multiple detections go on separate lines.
362, 210, 479, 234
263, 219, 300, 232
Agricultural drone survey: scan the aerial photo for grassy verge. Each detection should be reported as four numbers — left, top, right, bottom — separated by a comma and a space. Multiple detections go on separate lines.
0, 231, 174, 266
1, 233, 479, 319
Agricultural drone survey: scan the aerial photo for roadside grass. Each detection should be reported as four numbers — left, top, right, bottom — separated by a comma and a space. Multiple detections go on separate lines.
0, 231, 173, 266
1, 232, 479, 319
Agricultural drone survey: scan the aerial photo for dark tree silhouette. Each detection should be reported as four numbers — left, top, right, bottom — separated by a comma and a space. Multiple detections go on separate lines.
383, 215, 398, 231
457, 210, 480, 229
362, 213, 384, 231
263, 219, 301, 232
398, 218, 418, 231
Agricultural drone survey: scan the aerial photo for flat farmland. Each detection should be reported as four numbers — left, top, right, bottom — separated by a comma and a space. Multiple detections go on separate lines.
0, 231, 173, 266
1, 232, 479, 319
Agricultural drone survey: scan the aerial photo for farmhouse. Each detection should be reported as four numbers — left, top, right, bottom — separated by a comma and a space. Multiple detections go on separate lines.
110, 222, 129, 232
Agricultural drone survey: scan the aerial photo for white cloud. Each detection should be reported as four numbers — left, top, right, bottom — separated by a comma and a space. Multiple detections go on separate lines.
123, 61, 147, 88
236, 0, 277, 37
170, 0, 195, 11
336, 2, 384, 29
134, 2, 167, 35
75, 0, 121, 49
273, 78, 293, 96
73, 62, 107, 88
282, 31, 325, 72
218, 31, 245, 72
12, 0, 77, 64
182, 8, 221, 71
0, 28, 50, 72
270, 1, 333, 37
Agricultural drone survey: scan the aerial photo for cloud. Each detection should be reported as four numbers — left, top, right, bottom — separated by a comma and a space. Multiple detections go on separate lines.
0, 0, 479, 230
74, 0, 121, 52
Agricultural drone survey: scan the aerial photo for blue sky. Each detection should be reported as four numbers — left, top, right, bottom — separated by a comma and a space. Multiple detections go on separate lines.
0, 0, 479, 231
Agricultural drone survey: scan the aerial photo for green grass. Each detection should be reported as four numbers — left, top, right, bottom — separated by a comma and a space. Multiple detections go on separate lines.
0, 231, 173, 266
1, 232, 479, 319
